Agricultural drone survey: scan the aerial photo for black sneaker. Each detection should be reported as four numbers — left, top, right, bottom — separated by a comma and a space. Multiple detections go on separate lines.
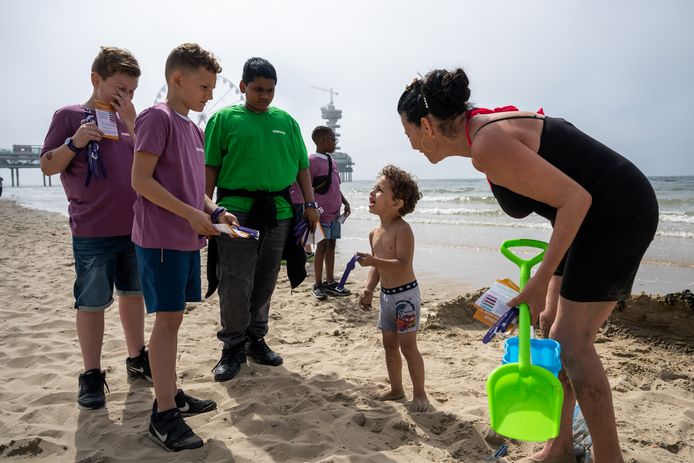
245, 336, 283, 366
78, 368, 108, 409
126, 346, 152, 382
174, 389, 217, 416
148, 407, 203, 452
212, 345, 246, 382
312, 283, 327, 300
325, 281, 351, 297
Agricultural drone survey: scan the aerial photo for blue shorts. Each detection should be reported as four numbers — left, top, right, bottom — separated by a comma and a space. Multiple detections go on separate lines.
72, 235, 142, 311
135, 246, 201, 314
321, 219, 342, 240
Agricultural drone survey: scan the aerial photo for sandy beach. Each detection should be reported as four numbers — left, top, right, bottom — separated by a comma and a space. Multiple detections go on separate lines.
0, 199, 692, 462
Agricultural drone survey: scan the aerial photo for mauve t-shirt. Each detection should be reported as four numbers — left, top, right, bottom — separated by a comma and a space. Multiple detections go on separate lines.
309, 153, 342, 223
41, 104, 136, 237
132, 103, 206, 251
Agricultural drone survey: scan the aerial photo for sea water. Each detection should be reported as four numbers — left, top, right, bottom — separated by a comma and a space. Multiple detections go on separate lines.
2, 170, 692, 294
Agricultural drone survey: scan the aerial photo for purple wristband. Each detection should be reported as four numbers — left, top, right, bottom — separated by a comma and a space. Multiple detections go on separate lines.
211, 207, 226, 224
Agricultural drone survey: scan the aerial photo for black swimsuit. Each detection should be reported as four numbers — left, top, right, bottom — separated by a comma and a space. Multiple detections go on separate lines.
469, 113, 659, 302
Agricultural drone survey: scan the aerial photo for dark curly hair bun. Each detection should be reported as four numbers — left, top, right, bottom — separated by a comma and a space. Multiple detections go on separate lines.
441, 68, 471, 106
398, 67, 472, 132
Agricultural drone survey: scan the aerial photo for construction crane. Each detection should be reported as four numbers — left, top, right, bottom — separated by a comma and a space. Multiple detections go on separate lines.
310, 86, 339, 105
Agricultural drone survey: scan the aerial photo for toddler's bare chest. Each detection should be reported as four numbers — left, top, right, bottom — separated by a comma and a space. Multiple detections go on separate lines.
373, 233, 397, 258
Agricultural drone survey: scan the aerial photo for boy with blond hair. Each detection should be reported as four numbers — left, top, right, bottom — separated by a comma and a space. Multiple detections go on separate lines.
40, 46, 150, 410
132, 43, 235, 451
358, 165, 428, 412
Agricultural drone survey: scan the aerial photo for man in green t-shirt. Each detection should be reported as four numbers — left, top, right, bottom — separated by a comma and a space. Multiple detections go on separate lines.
205, 57, 320, 382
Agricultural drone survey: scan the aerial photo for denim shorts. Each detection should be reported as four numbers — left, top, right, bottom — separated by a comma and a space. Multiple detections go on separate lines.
72, 235, 142, 311
135, 246, 201, 314
321, 219, 341, 240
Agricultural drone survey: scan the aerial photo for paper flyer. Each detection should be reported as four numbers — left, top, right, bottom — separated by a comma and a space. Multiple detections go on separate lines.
305, 223, 326, 246
213, 224, 260, 240
94, 100, 119, 140
294, 219, 325, 247
473, 278, 520, 328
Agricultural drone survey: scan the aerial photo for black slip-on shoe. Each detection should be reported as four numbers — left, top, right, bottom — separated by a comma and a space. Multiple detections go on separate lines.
212, 345, 246, 382
245, 336, 283, 366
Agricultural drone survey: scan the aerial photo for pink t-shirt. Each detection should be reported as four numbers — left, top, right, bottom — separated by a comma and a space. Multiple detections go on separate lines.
132, 103, 206, 251
309, 153, 342, 223
41, 105, 137, 237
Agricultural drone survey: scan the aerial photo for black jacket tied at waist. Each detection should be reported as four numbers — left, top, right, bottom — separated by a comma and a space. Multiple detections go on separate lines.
205, 185, 307, 298
217, 186, 292, 231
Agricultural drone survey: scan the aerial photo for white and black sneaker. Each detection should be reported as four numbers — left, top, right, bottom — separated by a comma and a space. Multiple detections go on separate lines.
153, 390, 217, 417
325, 281, 351, 297
148, 407, 203, 452
126, 346, 152, 382
174, 389, 217, 417
312, 283, 328, 300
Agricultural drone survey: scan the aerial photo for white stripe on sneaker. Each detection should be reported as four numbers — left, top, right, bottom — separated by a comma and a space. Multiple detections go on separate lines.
152, 427, 168, 442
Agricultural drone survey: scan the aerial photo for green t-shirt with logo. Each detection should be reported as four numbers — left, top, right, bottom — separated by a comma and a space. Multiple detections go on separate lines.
205, 105, 309, 219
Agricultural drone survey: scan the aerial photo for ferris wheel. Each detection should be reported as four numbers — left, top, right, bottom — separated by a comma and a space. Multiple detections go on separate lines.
153, 75, 244, 129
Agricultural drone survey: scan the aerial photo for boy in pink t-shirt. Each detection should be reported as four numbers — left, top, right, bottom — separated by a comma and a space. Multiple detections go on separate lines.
40, 47, 150, 411
132, 43, 237, 452
308, 126, 351, 300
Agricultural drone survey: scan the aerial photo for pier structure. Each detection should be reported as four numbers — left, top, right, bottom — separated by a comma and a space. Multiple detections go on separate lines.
0, 145, 53, 187
311, 87, 354, 182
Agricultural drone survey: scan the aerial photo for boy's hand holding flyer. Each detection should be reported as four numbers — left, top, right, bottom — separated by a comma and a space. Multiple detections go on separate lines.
213, 224, 260, 240
94, 100, 119, 140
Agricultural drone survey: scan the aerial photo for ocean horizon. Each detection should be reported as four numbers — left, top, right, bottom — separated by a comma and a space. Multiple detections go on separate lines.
2, 170, 692, 295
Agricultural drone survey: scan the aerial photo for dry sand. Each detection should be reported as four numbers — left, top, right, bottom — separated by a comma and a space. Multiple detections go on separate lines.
0, 199, 692, 462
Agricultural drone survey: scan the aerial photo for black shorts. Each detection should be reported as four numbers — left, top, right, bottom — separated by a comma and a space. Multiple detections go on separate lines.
554, 210, 659, 302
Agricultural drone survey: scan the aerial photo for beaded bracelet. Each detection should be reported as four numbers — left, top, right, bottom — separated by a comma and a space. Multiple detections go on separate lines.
210, 206, 227, 224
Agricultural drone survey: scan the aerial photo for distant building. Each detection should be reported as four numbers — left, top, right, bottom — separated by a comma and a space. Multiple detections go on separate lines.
331, 152, 353, 182
12, 144, 41, 154
0, 144, 49, 186
317, 90, 354, 182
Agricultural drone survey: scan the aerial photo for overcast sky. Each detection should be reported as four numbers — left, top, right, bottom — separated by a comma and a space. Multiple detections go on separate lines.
1, 0, 693, 180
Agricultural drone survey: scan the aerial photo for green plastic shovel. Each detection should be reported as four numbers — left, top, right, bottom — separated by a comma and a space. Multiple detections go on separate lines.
486, 239, 564, 441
